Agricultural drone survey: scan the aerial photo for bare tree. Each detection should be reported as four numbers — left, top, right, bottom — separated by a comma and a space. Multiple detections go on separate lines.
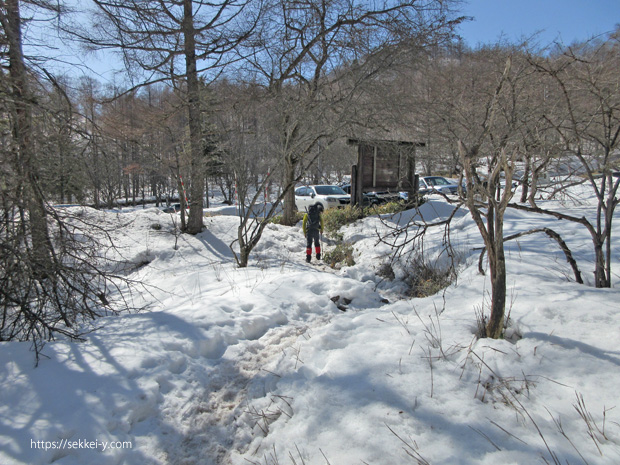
239, 0, 462, 226
2, 0, 56, 275
451, 50, 530, 339
75, 76, 106, 207
420, 43, 593, 338
69, 0, 259, 233
212, 82, 291, 266
518, 33, 620, 288
398, 43, 469, 176
213, 0, 462, 267
1, 0, 138, 358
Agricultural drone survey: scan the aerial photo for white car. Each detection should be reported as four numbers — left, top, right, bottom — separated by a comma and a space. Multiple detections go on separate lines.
294, 185, 350, 211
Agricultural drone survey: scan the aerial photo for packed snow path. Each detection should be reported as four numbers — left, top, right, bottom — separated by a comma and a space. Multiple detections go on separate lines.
0, 209, 390, 465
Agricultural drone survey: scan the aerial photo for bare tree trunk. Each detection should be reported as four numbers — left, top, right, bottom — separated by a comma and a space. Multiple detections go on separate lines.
528, 163, 545, 208
237, 243, 251, 268
519, 154, 530, 203
486, 209, 507, 339
282, 154, 297, 225
183, 0, 205, 234
604, 188, 617, 287
5, 0, 55, 277
593, 240, 607, 288
173, 155, 187, 231
460, 140, 514, 339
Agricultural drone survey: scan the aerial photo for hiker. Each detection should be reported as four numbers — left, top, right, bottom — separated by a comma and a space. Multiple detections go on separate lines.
302, 203, 324, 263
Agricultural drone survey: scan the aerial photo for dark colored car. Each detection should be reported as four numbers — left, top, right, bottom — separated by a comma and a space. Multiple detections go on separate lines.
163, 203, 181, 213
340, 184, 384, 206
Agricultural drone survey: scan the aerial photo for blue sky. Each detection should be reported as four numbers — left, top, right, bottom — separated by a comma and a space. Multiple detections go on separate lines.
457, 0, 620, 47
35, 0, 620, 80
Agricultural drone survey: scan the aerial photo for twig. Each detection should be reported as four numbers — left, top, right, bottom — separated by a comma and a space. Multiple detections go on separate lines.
488, 419, 528, 445
385, 423, 431, 465
468, 425, 501, 451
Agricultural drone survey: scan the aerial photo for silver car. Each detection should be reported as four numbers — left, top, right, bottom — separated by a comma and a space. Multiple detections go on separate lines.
419, 176, 464, 196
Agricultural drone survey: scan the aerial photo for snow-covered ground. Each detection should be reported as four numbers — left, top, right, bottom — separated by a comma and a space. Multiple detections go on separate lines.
1, 187, 620, 465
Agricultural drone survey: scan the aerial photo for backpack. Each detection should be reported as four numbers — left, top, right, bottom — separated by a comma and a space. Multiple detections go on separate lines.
307, 204, 321, 230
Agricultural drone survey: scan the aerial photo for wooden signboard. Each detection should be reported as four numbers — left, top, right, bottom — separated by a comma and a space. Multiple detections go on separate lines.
348, 138, 423, 206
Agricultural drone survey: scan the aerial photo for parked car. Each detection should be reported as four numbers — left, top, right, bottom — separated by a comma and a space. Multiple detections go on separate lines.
369, 190, 401, 203
340, 184, 383, 206
162, 203, 181, 213
470, 172, 519, 190
294, 185, 350, 211
512, 171, 549, 188
419, 176, 464, 196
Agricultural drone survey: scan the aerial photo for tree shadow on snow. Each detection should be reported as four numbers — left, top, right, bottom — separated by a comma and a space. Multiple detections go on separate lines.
523, 331, 620, 367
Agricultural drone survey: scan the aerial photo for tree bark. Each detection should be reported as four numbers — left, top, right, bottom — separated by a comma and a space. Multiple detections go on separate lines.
486, 243, 507, 339
282, 154, 297, 225
5, 0, 55, 276
519, 154, 530, 203
593, 241, 607, 288
183, 0, 205, 234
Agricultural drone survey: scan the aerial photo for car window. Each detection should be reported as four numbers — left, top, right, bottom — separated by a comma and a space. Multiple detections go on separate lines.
426, 177, 450, 186
314, 185, 346, 195
295, 187, 308, 196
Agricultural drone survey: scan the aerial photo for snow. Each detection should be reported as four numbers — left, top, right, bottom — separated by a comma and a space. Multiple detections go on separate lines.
1, 188, 620, 465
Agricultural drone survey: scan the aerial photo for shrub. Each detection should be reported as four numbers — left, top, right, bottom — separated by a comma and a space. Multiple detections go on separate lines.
377, 261, 396, 280
363, 200, 410, 216
321, 199, 417, 236
323, 242, 355, 268
270, 212, 304, 225
322, 206, 364, 235
406, 255, 454, 298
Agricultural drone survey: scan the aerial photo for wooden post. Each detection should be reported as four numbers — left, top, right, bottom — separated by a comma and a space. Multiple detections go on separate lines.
407, 145, 417, 204
351, 164, 358, 207
412, 174, 419, 205
356, 154, 364, 206
372, 145, 378, 188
